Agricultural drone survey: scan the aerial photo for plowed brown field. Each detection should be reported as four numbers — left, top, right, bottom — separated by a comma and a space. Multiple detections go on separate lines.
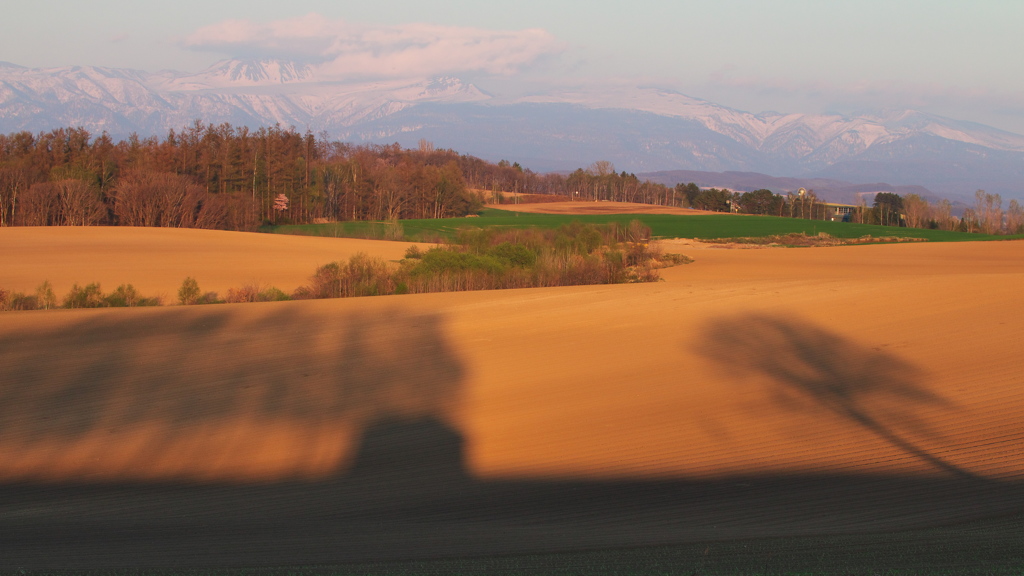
1, 227, 1021, 570
0, 226, 425, 297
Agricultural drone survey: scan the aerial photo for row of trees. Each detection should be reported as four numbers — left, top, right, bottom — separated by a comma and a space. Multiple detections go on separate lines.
959, 189, 1023, 234
0, 125, 713, 230
7, 171, 256, 230
2, 124, 1020, 234
0, 125, 491, 228
831, 190, 1022, 234
688, 186, 1024, 234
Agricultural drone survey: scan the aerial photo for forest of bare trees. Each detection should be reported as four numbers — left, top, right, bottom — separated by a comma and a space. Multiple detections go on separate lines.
0, 125, 635, 229
0, 124, 721, 231
847, 190, 1023, 234
1, 124, 1020, 234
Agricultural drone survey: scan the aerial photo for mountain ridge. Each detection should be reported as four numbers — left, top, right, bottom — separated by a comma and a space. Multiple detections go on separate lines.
2, 58, 1022, 199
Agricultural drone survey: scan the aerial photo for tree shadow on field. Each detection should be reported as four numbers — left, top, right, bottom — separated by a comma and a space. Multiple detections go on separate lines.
0, 306, 1020, 570
694, 314, 977, 480
0, 306, 464, 478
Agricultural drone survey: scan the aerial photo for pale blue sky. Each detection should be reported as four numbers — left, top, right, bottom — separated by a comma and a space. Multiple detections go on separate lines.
3, 1, 1023, 133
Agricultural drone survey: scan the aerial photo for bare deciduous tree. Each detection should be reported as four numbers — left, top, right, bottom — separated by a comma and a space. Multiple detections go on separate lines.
902, 193, 930, 229
931, 199, 954, 231
55, 179, 107, 226
0, 166, 29, 227
974, 189, 1003, 235
1005, 199, 1023, 234
16, 182, 60, 225
112, 170, 205, 227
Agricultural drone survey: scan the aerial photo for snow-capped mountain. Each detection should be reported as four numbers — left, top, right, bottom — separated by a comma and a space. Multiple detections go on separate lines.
161, 59, 315, 88
0, 59, 489, 136
526, 85, 1024, 159
2, 59, 1023, 198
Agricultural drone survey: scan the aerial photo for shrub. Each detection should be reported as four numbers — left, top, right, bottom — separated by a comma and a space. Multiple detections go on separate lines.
554, 222, 606, 255
307, 262, 344, 299
455, 228, 496, 253
63, 283, 105, 309
625, 262, 660, 283
298, 253, 396, 299
178, 277, 202, 305
35, 281, 57, 309
197, 291, 222, 304
258, 287, 291, 302
545, 253, 607, 286
225, 284, 261, 303
0, 289, 35, 311
625, 241, 652, 266
225, 284, 293, 303
405, 245, 423, 259
625, 219, 652, 243
489, 242, 537, 267
11, 292, 37, 310
3, 281, 164, 311
660, 253, 694, 266
104, 283, 139, 307
413, 248, 507, 277
290, 286, 315, 300
576, 226, 605, 253
104, 284, 160, 307
344, 253, 396, 297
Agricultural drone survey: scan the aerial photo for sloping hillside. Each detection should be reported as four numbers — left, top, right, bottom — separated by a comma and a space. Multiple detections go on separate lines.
0, 229, 1021, 569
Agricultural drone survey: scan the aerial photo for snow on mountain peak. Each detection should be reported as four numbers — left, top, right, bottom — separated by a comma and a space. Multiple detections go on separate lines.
2, 59, 1024, 198
180, 59, 315, 88
517, 85, 1024, 155
418, 76, 488, 101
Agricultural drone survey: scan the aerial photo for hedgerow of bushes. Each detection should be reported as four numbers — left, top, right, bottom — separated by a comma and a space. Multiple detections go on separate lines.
0, 281, 160, 311
1, 222, 691, 312
291, 220, 691, 298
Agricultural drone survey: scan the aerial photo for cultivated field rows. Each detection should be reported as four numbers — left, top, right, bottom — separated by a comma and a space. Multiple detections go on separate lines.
1, 228, 1021, 483
1, 227, 1022, 568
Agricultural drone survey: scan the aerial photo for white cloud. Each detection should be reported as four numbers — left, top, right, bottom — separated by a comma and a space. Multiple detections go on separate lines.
183, 13, 565, 78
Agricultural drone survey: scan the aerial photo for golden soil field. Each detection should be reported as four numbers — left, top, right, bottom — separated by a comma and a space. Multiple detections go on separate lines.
0, 226, 425, 297
1, 227, 1022, 569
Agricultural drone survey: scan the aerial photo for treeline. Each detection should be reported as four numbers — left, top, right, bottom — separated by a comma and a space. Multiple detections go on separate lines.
832, 190, 1023, 234
903, 190, 1023, 234
685, 187, 1024, 234
0, 281, 161, 311
0, 125, 485, 229
0, 125, 682, 229
2, 124, 1019, 234
0, 124, 720, 230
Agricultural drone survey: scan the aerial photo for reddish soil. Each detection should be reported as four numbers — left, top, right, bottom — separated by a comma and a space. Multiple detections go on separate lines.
0, 228, 1021, 569
0, 226, 425, 297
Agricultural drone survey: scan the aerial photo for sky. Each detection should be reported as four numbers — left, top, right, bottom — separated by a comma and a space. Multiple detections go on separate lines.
3, 0, 1024, 134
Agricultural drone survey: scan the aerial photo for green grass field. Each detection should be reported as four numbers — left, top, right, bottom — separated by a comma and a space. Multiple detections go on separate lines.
265, 209, 1018, 243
